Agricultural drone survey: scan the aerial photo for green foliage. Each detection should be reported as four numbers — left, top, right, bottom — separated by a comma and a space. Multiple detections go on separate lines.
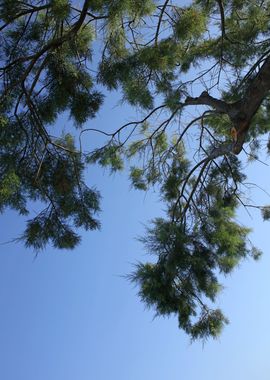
130, 146, 259, 340
127, 140, 146, 157
51, 0, 71, 20
23, 212, 81, 250
0, 171, 20, 204
131, 181, 253, 340
87, 144, 124, 172
130, 167, 147, 190
69, 25, 95, 56
1, 0, 270, 341
161, 145, 190, 201
0, 0, 22, 22
251, 246, 263, 260
261, 206, 270, 221
123, 79, 153, 109
70, 90, 104, 126
107, 0, 155, 20
174, 7, 207, 41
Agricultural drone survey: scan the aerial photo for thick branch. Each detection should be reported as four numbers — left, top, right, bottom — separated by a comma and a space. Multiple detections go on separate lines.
184, 56, 270, 154
184, 91, 232, 114
240, 56, 270, 121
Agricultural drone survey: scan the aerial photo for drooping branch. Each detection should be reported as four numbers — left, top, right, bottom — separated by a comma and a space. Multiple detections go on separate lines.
173, 142, 234, 220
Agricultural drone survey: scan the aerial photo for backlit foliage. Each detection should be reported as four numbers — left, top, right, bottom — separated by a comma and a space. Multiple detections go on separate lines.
1, 0, 270, 340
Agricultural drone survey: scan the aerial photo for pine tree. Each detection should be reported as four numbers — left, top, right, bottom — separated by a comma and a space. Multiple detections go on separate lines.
1, 0, 270, 339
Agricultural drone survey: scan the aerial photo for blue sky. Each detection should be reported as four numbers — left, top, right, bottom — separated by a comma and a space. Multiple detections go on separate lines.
1, 91, 270, 380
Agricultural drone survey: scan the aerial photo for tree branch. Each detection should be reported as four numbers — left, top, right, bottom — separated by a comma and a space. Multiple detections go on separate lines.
184, 91, 232, 114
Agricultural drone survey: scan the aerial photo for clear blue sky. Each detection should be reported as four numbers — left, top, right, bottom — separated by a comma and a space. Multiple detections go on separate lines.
0, 91, 270, 380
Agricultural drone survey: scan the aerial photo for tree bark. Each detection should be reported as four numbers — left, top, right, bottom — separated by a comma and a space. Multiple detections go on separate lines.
184, 56, 270, 154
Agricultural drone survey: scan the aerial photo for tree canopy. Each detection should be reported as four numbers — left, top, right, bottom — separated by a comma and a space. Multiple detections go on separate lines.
1, 0, 270, 340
